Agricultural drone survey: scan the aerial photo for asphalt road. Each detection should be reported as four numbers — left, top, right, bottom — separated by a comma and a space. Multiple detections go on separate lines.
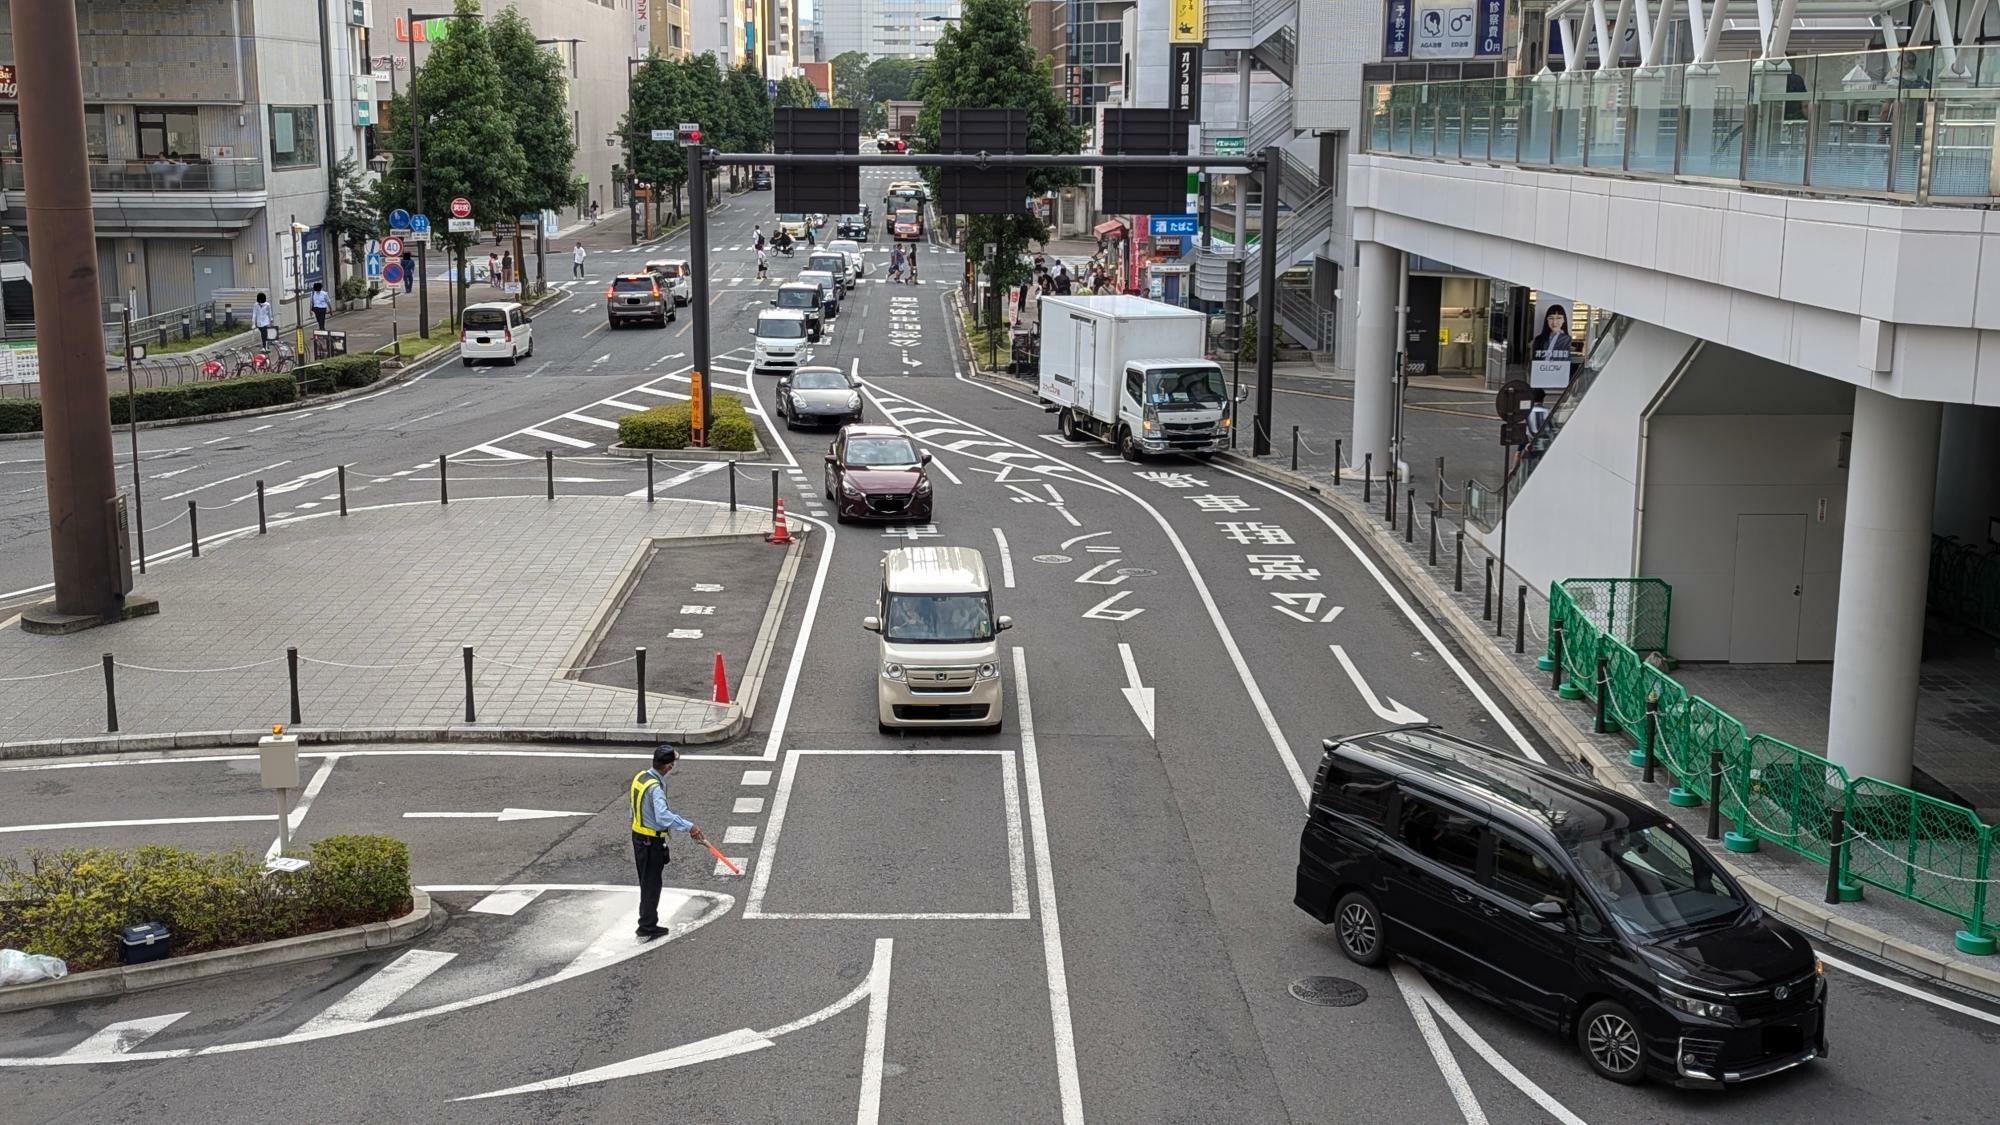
2, 171, 1998, 1124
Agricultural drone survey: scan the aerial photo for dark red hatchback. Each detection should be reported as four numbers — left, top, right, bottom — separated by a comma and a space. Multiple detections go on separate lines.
823, 424, 934, 524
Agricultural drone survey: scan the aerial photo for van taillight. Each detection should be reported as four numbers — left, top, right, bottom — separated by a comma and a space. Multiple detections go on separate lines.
604, 285, 616, 298
503, 329, 513, 343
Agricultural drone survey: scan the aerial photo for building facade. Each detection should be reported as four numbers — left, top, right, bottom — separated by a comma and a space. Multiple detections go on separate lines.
647, 0, 694, 58
816, 0, 960, 59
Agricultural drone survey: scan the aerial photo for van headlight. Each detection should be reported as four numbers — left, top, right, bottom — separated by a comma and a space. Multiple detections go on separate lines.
977, 662, 998, 680
1660, 986, 1736, 1023
881, 662, 906, 681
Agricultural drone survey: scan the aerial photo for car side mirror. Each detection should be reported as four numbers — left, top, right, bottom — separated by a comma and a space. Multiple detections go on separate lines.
862, 616, 882, 633
1529, 900, 1566, 921
997, 615, 1014, 631
1236, 386, 1250, 402
920, 452, 933, 464
824, 453, 837, 465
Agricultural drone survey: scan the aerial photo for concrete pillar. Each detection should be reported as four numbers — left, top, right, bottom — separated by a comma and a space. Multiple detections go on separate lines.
1351, 239, 1399, 474
1825, 387, 1943, 785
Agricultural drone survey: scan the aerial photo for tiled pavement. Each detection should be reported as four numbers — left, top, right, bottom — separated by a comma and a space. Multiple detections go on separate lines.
0, 497, 781, 742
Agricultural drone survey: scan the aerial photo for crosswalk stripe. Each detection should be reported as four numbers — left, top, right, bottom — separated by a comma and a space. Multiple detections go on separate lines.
631, 386, 677, 397
604, 398, 651, 411
472, 444, 533, 460
294, 949, 458, 1034
563, 412, 622, 430
520, 427, 596, 449
59, 1012, 188, 1058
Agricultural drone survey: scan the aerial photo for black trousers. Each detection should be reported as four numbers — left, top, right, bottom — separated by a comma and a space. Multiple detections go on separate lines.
632, 833, 669, 929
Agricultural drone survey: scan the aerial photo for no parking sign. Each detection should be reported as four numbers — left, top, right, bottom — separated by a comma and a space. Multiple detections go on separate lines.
383, 261, 405, 286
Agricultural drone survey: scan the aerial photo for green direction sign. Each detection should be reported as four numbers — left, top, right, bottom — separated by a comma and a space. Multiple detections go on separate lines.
1214, 135, 1246, 156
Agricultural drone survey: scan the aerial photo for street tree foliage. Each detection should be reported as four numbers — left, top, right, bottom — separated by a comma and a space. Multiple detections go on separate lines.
320, 153, 379, 295
865, 57, 922, 105
489, 6, 581, 214
774, 75, 819, 109
621, 54, 694, 215
830, 51, 871, 109
719, 61, 774, 189
916, 0, 1081, 292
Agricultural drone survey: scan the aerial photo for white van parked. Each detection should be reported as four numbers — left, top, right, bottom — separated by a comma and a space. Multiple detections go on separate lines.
460, 301, 533, 367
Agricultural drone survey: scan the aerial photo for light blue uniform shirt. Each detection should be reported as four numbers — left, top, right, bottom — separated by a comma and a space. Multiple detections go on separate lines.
638, 768, 694, 834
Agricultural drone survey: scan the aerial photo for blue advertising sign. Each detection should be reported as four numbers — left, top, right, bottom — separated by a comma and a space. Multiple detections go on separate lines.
814, 97, 829, 108
409, 213, 431, 233
1384, 0, 1412, 57
301, 226, 325, 287
1476, 0, 1503, 55
387, 207, 411, 229
1150, 214, 1199, 237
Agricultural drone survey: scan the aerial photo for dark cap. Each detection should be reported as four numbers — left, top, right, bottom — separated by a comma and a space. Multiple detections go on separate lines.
653, 744, 679, 766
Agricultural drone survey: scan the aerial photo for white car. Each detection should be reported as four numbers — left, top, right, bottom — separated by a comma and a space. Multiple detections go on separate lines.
751, 308, 810, 374
460, 301, 532, 366
645, 258, 692, 305
828, 239, 869, 278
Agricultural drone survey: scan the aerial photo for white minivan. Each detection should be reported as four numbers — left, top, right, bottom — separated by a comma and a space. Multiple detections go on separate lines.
751, 308, 810, 374
864, 546, 1012, 734
460, 301, 532, 367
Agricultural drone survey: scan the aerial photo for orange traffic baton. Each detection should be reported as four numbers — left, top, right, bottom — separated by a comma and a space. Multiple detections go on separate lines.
704, 840, 741, 874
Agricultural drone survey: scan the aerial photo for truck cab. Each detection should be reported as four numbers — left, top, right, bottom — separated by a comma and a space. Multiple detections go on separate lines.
1036, 295, 1239, 460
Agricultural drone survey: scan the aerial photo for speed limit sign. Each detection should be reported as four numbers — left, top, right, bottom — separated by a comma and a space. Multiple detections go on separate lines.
381, 235, 403, 257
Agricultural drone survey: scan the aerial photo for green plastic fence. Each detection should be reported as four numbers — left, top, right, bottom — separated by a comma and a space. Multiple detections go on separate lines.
1545, 577, 2000, 947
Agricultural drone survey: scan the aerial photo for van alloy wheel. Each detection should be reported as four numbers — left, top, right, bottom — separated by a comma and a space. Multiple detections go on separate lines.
1579, 1001, 1646, 1084
1331, 892, 1387, 966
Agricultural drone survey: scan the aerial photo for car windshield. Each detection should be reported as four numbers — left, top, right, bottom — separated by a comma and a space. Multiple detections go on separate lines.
794, 370, 847, 390
612, 277, 655, 293
757, 317, 806, 340
777, 288, 817, 308
811, 253, 845, 268
883, 593, 994, 643
895, 210, 917, 224
840, 215, 863, 225
845, 436, 918, 466
778, 213, 804, 223
463, 309, 507, 329
801, 272, 833, 288
1565, 823, 1747, 938
1148, 366, 1227, 407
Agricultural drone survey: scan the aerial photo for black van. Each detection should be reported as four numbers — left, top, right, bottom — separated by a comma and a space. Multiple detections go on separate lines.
1295, 725, 1827, 1088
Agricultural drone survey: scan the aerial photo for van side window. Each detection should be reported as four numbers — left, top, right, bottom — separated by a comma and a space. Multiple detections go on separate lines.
1125, 368, 1143, 403
1491, 833, 1566, 906
1397, 795, 1480, 876
1320, 758, 1396, 826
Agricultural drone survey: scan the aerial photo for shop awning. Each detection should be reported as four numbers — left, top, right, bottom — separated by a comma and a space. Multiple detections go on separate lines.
1092, 218, 1128, 238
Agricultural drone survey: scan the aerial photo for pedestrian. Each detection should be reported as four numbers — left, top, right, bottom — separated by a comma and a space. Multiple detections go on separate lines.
755, 229, 766, 252
756, 245, 769, 282
487, 252, 500, 288
309, 281, 329, 332
572, 241, 587, 279
501, 250, 514, 287
629, 745, 706, 939
1522, 389, 1552, 470
590, 199, 601, 222
398, 250, 415, 294
251, 291, 274, 346
804, 224, 816, 250
889, 245, 904, 283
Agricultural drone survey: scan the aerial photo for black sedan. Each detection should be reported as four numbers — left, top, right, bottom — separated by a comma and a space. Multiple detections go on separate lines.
777, 366, 864, 430
751, 168, 772, 190
836, 213, 869, 241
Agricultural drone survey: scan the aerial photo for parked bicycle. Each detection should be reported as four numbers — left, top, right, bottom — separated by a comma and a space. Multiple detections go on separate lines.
233, 342, 296, 377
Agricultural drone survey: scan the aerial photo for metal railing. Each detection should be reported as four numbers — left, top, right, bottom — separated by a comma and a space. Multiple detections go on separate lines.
1, 157, 267, 194
1201, 85, 1296, 156
1548, 578, 2000, 948
1276, 286, 1335, 352
1362, 45, 2000, 204
1205, 0, 1296, 49
1253, 24, 1296, 84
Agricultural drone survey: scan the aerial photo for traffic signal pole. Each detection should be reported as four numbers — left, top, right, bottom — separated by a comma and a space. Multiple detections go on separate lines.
1253, 144, 1281, 456
687, 147, 713, 438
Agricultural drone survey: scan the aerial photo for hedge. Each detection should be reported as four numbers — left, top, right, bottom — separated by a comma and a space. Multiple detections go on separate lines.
0, 398, 39, 435
295, 355, 383, 395
0, 834, 411, 973
617, 393, 755, 452
109, 373, 297, 425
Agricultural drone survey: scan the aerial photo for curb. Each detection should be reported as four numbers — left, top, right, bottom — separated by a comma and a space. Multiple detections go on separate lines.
0, 889, 439, 1014
0, 718, 744, 764
1214, 449, 2000, 1001
605, 440, 767, 462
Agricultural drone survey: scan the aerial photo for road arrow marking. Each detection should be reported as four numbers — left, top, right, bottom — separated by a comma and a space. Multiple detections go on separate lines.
1118, 643, 1155, 739
1330, 645, 1428, 725
402, 808, 592, 822
261, 467, 339, 496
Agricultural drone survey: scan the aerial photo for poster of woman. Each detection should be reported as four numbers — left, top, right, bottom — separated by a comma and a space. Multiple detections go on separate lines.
1529, 298, 1573, 389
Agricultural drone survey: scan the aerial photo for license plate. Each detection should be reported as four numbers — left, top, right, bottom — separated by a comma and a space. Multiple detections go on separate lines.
476, 337, 491, 344
1761, 1023, 1805, 1055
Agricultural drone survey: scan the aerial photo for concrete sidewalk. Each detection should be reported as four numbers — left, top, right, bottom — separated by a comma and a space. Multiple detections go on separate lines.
0, 496, 798, 749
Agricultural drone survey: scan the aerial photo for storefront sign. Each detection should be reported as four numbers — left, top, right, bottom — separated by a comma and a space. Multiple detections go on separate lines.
0, 65, 16, 100
1171, 45, 1202, 118
394, 16, 452, 43
635, 0, 651, 55
301, 227, 325, 288
1529, 295, 1574, 389
1150, 215, 1199, 237
1477, 0, 1505, 55
1412, 3, 1478, 59
1170, 0, 1205, 42
1384, 0, 1412, 58
1213, 135, 1246, 157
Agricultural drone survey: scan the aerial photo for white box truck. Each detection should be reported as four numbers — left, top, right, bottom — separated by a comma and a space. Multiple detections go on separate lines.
1036, 295, 1237, 459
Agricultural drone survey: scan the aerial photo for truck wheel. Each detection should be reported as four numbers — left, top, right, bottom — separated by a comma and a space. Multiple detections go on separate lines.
1118, 426, 1142, 461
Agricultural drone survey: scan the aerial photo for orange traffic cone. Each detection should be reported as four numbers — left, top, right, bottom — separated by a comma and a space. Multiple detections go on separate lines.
712, 652, 732, 704
766, 496, 795, 545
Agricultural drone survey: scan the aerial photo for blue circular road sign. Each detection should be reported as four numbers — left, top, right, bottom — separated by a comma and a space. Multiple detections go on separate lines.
387, 208, 411, 229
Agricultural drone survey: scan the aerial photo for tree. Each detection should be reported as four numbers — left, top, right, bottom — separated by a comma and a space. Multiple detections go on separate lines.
621, 55, 688, 222
489, 6, 579, 217
865, 57, 921, 104
774, 75, 818, 109
830, 51, 870, 108
372, 0, 527, 322
719, 61, 773, 188
320, 154, 378, 301
916, 0, 1081, 298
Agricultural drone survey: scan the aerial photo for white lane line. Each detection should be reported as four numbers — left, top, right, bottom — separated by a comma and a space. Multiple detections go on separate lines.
1059, 530, 1112, 550
1014, 649, 1086, 1125
992, 527, 1015, 588
632, 385, 678, 397
1397, 964, 1591, 1125
268, 754, 338, 859
604, 398, 651, 411
624, 460, 725, 499
59, 1013, 189, 1058
520, 427, 595, 449
527, 360, 553, 377
159, 460, 293, 503
856, 936, 894, 1125
563, 412, 622, 430
468, 888, 544, 916
472, 443, 532, 461
929, 457, 962, 485
742, 770, 772, 788
0, 814, 275, 834
293, 949, 459, 1035
1820, 951, 2000, 1026
1392, 963, 1489, 1124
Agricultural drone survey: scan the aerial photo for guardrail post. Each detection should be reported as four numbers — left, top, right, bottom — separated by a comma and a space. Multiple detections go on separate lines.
1824, 808, 1847, 905
1551, 619, 1572, 696
1482, 557, 1493, 619
1435, 455, 1445, 512
1639, 692, 1659, 778
771, 468, 780, 518
462, 645, 476, 724
188, 501, 199, 557
1453, 530, 1464, 592
337, 464, 348, 517
439, 455, 449, 505
1385, 464, 1396, 524
1363, 453, 1372, 503
1594, 654, 1611, 734
1290, 425, 1299, 471
635, 645, 648, 724
545, 450, 555, 500
257, 480, 267, 534
287, 645, 302, 725
102, 653, 118, 733
646, 453, 656, 503
1404, 489, 1414, 542
1334, 439, 1342, 485
1960, 844, 1996, 954
1428, 504, 1439, 565
1706, 748, 1724, 840
1515, 585, 1526, 653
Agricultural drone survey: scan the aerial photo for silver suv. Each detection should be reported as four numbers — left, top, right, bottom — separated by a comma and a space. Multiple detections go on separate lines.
605, 273, 673, 329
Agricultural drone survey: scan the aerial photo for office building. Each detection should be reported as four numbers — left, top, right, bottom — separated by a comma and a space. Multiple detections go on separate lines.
817, 0, 961, 59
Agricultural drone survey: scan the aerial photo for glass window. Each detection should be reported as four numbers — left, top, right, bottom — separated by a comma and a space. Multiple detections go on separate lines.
1564, 823, 1746, 937
269, 105, 320, 169
1397, 796, 1481, 877
1124, 367, 1143, 402
612, 277, 657, 292
84, 108, 107, 158
1491, 834, 1566, 906
1148, 367, 1226, 406
0, 107, 15, 155
1317, 757, 1396, 826
462, 308, 507, 330
844, 436, 918, 466
756, 315, 806, 339
136, 107, 200, 158
883, 593, 994, 642
793, 369, 847, 389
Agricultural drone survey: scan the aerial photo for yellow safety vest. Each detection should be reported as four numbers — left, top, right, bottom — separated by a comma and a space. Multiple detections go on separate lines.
630, 770, 663, 837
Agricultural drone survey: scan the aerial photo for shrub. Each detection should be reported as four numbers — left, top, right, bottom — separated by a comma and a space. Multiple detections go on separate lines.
0, 398, 41, 435
296, 355, 383, 395
709, 412, 757, 451
110, 373, 297, 424
619, 402, 693, 449
0, 835, 412, 973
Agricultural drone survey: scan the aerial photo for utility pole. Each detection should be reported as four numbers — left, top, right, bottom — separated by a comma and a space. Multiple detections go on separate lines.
15, 0, 150, 631
1253, 144, 1280, 456
409, 7, 432, 337
687, 138, 712, 438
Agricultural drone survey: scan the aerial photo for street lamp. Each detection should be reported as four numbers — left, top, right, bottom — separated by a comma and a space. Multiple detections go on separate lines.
289, 219, 308, 357
110, 302, 145, 574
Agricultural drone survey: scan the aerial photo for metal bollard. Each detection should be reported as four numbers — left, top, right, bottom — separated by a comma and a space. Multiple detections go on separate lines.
1428, 503, 1439, 565
1824, 809, 1847, 905
771, 467, 780, 516
1516, 586, 1526, 653
1550, 619, 1566, 691
1404, 489, 1414, 543
439, 455, 449, 505
287, 646, 302, 725
1363, 453, 1372, 503
635, 646, 648, 724
1334, 439, 1342, 485
462, 645, 476, 723
1435, 455, 1446, 512
188, 501, 200, 557
257, 480, 267, 534
102, 653, 118, 733
1482, 557, 1493, 619
1385, 464, 1396, 523
1642, 693, 1659, 783
646, 453, 656, 503
729, 462, 738, 511
1453, 530, 1464, 592
1290, 426, 1299, 471
1594, 655, 1611, 734
1707, 748, 1725, 840
337, 465, 348, 516
545, 450, 555, 500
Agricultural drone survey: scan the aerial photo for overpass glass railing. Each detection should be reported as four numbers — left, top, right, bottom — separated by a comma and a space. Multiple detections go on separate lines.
1363, 45, 2000, 202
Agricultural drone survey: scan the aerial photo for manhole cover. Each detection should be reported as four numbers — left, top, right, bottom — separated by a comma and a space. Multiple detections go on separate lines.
1033, 554, 1072, 564
1115, 567, 1158, 578
1289, 976, 1367, 1007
